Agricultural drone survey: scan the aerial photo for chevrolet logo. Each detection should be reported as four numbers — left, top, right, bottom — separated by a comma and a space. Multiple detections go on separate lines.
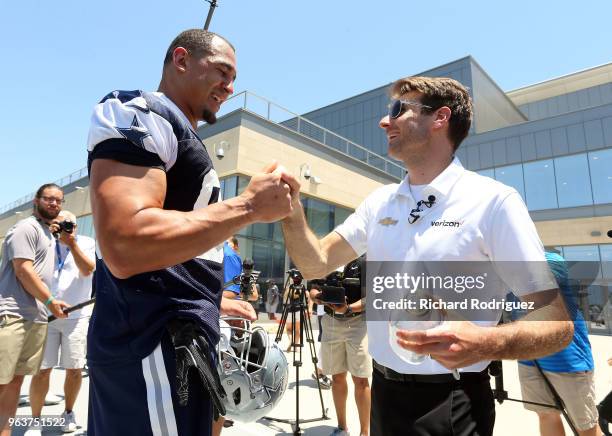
378, 217, 398, 226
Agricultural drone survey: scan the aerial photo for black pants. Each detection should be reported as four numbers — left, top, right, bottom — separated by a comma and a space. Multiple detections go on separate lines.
601, 390, 612, 420
371, 367, 495, 436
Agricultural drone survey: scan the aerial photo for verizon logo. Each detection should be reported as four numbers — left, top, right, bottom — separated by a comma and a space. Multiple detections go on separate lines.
430, 220, 462, 228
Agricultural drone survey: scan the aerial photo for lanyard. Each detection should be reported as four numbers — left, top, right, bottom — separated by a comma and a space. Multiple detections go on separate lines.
55, 241, 70, 275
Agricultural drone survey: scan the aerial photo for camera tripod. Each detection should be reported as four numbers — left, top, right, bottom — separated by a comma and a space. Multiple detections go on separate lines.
489, 360, 579, 436
264, 271, 329, 435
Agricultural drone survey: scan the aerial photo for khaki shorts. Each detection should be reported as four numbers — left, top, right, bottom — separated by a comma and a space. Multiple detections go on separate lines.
41, 316, 90, 370
518, 363, 599, 431
319, 314, 372, 378
0, 314, 47, 384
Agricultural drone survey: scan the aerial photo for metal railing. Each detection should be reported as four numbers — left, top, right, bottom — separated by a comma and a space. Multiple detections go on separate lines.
0, 167, 88, 215
214, 91, 404, 179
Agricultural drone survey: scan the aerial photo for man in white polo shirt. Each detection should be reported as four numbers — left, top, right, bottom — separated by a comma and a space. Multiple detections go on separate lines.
280, 76, 573, 435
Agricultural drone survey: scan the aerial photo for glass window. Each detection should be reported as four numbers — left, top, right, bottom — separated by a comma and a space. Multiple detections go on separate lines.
589, 149, 612, 204
250, 223, 272, 240
563, 245, 601, 287
600, 245, 612, 279
562, 245, 600, 262
222, 176, 237, 200
251, 239, 272, 279
272, 222, 284, 242
494, 164, 525, 201
524, 159, 558, 210
237, 176, 250, 195
554, 154, 593, 208
270, 242, 286, 283
334, 206, 352, 229
476, 169, 495, 179
304, 198, 333, 237
76, 214, 96, 239
562, 245, 601, 280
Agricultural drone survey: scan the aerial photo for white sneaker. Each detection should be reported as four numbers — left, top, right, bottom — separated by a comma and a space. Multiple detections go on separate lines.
61, 410, 78, 433
23, 422, 42, 436
45, 393, 63, 405
330, 427, 350, 436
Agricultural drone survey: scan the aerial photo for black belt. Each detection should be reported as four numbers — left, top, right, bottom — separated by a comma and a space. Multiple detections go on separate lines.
373, 360, 489, 384
323, 306, 363, 319
166, 319, 227, 420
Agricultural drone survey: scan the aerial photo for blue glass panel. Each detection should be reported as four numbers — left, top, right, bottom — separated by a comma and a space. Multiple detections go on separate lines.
589, 149, 612, 204
222, 176, 237, 200
554, 154, 593, 208
494, 164, 525, 201
600, 245, 612, 279
562, 245, 600, 262
524, 159, 558, 210
76, 214, 96, 239
476, 169, 494, 179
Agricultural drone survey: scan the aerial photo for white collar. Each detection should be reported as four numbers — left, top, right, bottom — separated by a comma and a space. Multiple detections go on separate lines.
393, 157, 465, 202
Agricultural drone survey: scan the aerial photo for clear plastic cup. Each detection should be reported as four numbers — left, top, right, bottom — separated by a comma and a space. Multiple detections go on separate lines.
389, 319, 442, 364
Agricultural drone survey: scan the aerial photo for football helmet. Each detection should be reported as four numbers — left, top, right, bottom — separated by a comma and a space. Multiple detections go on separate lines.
217, 317, 288, 422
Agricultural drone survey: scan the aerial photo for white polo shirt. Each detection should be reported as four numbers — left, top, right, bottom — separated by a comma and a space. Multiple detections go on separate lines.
335, 157, 549, 375
52, 235, 96, 318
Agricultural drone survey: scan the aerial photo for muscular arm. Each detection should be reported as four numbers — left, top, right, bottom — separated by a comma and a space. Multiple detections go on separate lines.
281, 200, 357, 279
91, 159, 290, 279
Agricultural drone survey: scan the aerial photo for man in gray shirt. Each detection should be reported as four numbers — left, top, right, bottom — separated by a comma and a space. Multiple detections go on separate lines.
0, 183, 69, 434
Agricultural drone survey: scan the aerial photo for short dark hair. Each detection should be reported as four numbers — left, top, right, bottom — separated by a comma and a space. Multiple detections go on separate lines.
35, 183, 63, 199
229, 236, 239, 247
163, 29, 235, 65
390, 76, 473, 150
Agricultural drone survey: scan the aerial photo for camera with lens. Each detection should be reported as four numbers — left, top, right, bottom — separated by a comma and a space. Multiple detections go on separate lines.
238, 258, 256, 299
310, 256, 364, 305
286, 268, 303, 285
53, 220, 75, 238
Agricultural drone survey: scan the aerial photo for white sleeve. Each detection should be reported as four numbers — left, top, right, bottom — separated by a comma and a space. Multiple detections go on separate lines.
485, 192, 555, 295
87, 93, 178, 171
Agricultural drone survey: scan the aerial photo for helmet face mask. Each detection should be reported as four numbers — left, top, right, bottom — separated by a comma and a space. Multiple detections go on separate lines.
218, 317, 289, 422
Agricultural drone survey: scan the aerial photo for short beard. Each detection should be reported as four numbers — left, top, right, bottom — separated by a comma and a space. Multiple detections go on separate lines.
36, 204, 59, 221
202, 109, 217, 124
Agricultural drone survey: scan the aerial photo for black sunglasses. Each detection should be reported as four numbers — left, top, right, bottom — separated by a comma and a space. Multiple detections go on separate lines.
388, 99, 432, 119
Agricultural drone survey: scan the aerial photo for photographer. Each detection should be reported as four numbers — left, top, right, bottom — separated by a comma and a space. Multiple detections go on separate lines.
223, 236, 258, 302
27, 211, 95, 434
310, 256, 371, 436
0, 184, 69, 435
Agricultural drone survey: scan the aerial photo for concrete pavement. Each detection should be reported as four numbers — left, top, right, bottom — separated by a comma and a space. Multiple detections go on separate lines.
10, 319, 612, 435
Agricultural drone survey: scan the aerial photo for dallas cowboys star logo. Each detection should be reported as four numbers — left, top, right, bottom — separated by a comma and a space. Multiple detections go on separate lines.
115, 115, 151, 148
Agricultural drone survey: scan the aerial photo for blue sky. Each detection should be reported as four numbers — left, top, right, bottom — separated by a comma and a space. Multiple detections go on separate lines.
1, 0, 610, 207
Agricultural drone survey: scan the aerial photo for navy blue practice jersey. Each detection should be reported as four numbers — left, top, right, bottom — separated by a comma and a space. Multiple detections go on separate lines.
87, 90, 223, 367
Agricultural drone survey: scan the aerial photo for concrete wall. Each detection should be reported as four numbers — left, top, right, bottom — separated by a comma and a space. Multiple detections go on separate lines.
535, 215, 612, 246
